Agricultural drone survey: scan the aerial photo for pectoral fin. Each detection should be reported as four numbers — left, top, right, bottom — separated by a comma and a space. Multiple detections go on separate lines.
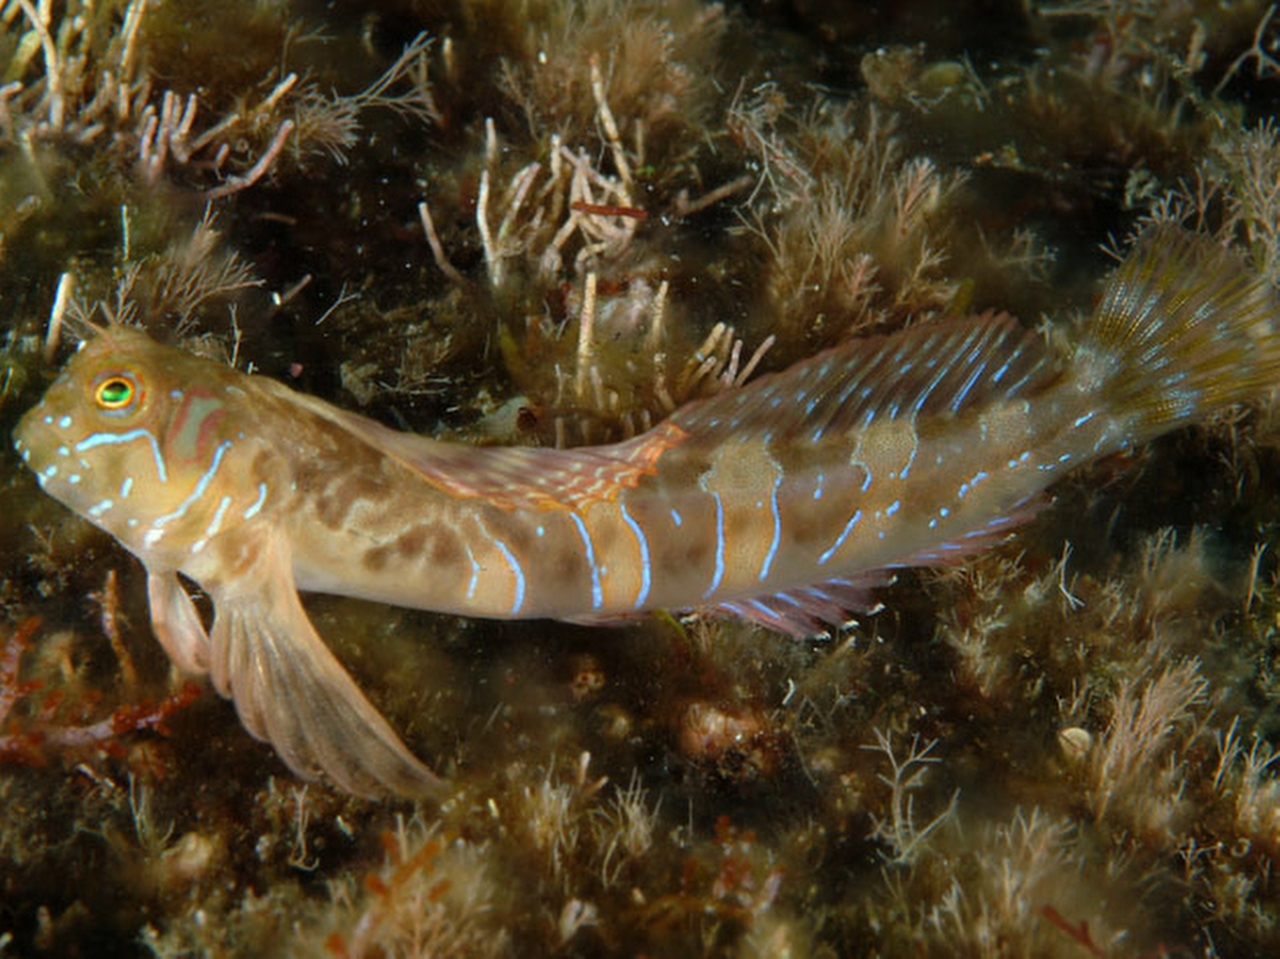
148, 570, 211, 674
205, 529, 443, 798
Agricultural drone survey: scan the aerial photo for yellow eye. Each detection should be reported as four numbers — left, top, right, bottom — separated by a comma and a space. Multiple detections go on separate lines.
94, 375, 136, 410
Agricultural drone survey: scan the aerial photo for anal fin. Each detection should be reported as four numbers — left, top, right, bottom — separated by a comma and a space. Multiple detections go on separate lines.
714, 569, 895, 638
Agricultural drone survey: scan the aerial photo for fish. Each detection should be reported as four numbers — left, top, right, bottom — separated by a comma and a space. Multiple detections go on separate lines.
12, 228, 1280, 797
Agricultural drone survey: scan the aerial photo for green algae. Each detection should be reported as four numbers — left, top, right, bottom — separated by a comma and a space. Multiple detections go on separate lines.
3, 1, 1280, 956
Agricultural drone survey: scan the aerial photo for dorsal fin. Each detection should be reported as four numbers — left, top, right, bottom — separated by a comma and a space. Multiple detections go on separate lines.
386, 423, 688, 510
277, 312, 1053, 513
669, 312, 1062, 442
281, 388, 687, 511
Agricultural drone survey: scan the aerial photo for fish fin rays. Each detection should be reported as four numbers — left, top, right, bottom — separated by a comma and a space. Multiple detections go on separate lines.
562, 574, 894, 638
1088, 227, 1280, 439
147, 570, 211, 674
286, 389, 686, 510
285, 311, 1058, 513
206, 528, 443, 798
409, 423, 688, 510
713, 569, 896, 638
671, 312, 1061, 442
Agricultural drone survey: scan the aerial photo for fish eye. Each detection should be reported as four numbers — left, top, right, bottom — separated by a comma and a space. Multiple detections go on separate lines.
93, 373, 138, 412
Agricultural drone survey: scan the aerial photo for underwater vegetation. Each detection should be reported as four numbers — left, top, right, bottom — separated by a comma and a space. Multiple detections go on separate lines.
4, 0, 1280, 956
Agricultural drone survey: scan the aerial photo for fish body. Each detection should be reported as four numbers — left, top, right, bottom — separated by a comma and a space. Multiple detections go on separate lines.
13, 229, 1280, 795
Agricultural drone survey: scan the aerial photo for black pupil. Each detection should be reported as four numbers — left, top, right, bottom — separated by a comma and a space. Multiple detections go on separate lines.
101, 379, 131, 404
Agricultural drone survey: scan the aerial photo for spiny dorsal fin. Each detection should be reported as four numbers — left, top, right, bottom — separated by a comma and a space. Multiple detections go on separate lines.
390, 422, 687, 510
284, 388, 687, 511
669, 312, 1062, 442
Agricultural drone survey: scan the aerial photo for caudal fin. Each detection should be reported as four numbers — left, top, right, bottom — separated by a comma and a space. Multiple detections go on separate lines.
1086, 228, 1280, 440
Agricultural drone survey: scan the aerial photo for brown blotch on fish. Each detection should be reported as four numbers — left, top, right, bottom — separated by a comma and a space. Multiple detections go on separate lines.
394, 527, 429, 559
362, 545, 392, 573
310, 473, 392, 530
427, 529, 463, 567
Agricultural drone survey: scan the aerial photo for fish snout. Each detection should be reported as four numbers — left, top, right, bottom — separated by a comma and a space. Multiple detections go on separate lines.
13, 403, 47, 470
13, 404, 86, 494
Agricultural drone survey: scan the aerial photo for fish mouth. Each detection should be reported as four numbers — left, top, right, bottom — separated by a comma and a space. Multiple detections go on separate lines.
13, 407, 74, 490
12, 409, 41, 468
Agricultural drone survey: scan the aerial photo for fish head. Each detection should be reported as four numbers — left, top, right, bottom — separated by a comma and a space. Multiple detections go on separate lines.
14, 326, 274, 567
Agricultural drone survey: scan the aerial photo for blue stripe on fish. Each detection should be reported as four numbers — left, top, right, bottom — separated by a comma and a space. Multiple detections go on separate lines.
704, 492, 726, 599
243, 482, 268, 520
154, 440, 231, 525
618, 503, 651, 608
490, 536, 526, 615
76, 428, 169, 483
206, 494, 234, 537
464, 542, 481, 600
569, 512, 603, 609
759, 476, 782, 581
819, 509, 863, 566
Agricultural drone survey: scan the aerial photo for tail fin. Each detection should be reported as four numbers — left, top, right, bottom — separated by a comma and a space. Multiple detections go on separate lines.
1086, 228, 1280, 440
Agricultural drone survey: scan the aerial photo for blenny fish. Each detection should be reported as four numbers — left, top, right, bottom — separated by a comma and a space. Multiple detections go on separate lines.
12, 229, 1280, 796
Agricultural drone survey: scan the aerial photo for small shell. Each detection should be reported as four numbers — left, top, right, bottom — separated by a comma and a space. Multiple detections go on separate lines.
1058, 726, 1093, 762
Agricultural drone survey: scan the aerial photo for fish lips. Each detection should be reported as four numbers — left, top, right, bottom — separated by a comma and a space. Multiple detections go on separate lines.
13, 400, 88, 499
13, 401, 53, 477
